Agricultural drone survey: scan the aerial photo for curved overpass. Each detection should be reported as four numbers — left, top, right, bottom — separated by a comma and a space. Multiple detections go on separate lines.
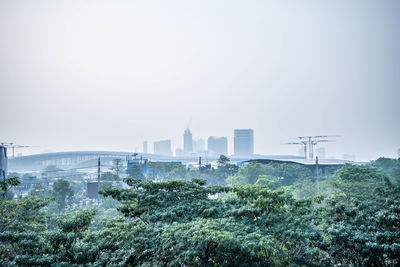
8, 150, 305, 171
8, 151, 222, 171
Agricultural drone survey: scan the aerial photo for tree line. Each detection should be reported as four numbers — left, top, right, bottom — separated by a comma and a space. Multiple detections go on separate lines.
0, 157, 399, 266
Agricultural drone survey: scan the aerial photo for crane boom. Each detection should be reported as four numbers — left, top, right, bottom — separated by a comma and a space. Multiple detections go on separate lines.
0, 142, 39, 157
282, 135, 339, 159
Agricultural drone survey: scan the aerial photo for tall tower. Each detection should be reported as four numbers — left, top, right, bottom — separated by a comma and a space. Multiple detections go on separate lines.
234, 129, 254, 157
184, 128, 193, 155
143, 141, 148, 154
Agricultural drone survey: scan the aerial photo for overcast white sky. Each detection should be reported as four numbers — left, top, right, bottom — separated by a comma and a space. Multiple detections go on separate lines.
1, 0, 399, 161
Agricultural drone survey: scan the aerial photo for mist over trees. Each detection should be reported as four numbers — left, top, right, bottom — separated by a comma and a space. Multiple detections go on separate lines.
1, 157, 400, 266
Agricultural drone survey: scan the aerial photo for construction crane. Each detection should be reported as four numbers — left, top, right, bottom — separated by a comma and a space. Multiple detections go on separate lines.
282, 135, 338, 159
0, 142, 38, 157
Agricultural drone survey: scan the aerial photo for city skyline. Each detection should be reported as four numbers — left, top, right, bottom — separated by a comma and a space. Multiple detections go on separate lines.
43, 127, 357, 161
1, 124, 398, 161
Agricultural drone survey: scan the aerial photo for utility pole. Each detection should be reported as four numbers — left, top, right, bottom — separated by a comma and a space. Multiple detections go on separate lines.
316, 156, 320, 195
97, 157, 101, 184
199, 156, 202, 178
97, 157, 100, 201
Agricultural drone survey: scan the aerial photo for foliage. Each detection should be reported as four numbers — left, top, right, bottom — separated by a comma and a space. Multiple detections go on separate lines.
0, 176, 20, 201
0, 195, 48, 266
2, 160, 400, 266
28, 185, 53, 200
111, 158, 124, 176
214, 155, 239, 185
292, 178, 336, 199
372, 157, 400, 181
98, 178, 329, 266
0, 176, 20, 191
100, 172, 122, 190
229, 161, 312, 186
41, 165, 63, 178
52, 179, 74, 212
126, 164, 145, 180
321, 164, 400, 266
254, 175, 281, 190
101, 178, 230, 224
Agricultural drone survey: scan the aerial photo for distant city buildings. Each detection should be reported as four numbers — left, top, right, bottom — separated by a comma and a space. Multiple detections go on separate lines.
143, 141, 148, 154
234, 129, 254, 157
193, 138, 205, 153
153, 140, 172, 156
143, 127, 256, 158
208, 136, 228, 156
183, 128, 193, 155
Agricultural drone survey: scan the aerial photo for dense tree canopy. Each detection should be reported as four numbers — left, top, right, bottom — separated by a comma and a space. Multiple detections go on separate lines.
126, 164, 145, 180
229, 161, 313, 186
321, 164, 400, 266
1, 160, 400, 266
52, 179, 74, 212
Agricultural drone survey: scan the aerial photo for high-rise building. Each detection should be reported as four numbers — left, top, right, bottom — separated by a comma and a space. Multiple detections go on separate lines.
183, 128, 193, 155
193, 138, 205, 152
143, 141, 148, 154
208, 136, 228, 156
153, 140, 172, 156
234, 129, 254, 157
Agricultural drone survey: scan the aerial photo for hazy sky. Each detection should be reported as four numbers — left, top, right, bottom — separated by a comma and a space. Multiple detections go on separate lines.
1, 0, 399, 161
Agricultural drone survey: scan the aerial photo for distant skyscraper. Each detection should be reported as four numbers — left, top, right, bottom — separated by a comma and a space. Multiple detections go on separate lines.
234, 129, 254, 157
193, 138, 205, 152
316, 147, 326, 159
153, 140, 172, 156
208, 136, 228, 156
183, 128, 193, 155
143, 141, 148, 154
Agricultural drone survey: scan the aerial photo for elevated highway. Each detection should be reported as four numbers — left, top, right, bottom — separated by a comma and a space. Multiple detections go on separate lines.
8, 151, 306, 171
8, 151, 220, 171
